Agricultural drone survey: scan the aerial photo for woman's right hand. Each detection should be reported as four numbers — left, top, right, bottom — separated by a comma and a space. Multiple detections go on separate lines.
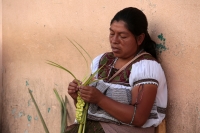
68, 79, 81, 100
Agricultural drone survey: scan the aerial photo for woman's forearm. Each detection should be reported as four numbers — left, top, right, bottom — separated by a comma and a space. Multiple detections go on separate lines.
97, 95, 136, 124
96, 84, 157, 127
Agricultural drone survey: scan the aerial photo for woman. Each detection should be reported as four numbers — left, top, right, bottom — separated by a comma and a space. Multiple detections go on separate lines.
67, 7, 167, 133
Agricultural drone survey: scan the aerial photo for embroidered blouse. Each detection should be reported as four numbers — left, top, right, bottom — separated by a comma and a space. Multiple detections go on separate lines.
87, 52, 167, 128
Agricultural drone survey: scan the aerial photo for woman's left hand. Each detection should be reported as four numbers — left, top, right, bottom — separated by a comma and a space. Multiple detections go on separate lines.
79, 85, 104, 104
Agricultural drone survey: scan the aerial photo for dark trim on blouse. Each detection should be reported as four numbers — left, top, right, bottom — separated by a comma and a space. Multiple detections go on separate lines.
133, 79, 159, 86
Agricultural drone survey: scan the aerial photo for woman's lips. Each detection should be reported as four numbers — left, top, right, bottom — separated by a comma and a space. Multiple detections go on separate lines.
112, 47, 120, 53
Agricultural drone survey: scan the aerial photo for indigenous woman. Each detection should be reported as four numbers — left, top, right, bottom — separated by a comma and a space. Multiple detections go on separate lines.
67, 7, 167, 133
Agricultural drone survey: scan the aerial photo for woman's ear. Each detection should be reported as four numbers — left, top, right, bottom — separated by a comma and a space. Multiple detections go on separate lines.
137, 33, 145, 46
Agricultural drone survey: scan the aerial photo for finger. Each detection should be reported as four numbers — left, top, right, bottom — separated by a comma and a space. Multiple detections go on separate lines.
79, 87, 93, 98
72, 79, 82, 85
68, 86, 78, 93
79, 93, 88, 101
69, 81, 77, 87
68, 89, 76, 94
79, 86, 86, 94
69, 84, 79, 92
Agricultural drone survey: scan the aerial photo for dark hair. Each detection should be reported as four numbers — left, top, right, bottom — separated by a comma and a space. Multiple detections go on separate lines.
110, 7, 157, 59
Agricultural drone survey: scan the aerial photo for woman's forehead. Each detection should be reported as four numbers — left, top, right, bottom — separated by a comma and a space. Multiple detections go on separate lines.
110, 20, 129, 33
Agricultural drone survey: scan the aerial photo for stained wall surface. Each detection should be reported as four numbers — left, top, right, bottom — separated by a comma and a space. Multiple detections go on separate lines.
2, 0, 200, 133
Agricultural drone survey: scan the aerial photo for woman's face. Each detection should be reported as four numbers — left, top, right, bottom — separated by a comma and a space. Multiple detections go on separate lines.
109, 20, 139, 60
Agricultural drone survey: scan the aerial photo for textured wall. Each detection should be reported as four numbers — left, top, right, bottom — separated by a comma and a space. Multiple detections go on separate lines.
0, 0, 2, 132
2, 0, 200, 133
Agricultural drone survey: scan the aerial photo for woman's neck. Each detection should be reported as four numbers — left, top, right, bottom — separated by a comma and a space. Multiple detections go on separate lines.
114, 58, 131, 69
114, 49, 144, 69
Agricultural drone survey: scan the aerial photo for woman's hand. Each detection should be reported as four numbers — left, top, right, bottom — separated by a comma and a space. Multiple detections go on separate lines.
68, 79, 81, 100
79, 85, 104, 104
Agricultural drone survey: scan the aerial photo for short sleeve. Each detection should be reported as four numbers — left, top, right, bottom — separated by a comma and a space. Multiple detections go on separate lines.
129, 60, 165, 88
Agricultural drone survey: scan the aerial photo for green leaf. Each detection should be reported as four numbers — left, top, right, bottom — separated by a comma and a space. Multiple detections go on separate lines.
28, 89, 49, 133
66, 38, 92, 81
83, 64, 105, 86
53, 89, 67, 133
46, 60, 79, 84
66, 38, 90, 69
46, 39, 105, 133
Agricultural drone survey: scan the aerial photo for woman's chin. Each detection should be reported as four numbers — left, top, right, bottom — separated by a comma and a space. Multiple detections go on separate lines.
112, 52, 121, 58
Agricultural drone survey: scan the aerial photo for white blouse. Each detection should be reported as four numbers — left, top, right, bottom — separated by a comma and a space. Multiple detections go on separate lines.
90, 53, 168, 128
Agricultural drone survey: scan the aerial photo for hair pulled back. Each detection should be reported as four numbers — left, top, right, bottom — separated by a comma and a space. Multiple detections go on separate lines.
110, 7, 157, 59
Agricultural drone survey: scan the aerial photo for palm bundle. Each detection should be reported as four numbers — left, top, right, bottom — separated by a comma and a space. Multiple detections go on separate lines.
29, 39, 102, 133
46, 39, 103, 133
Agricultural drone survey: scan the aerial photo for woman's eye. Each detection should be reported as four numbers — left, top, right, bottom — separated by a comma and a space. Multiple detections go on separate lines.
110, 33, 114, 36
120, 36, 127, 39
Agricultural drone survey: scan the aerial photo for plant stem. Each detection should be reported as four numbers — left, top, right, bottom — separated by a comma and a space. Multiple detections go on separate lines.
28, 89, 49, 133
82, 103, 89, 133
78, 123, 83, 133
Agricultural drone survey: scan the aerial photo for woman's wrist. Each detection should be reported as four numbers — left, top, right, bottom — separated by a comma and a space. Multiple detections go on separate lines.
96, 93, 106, 106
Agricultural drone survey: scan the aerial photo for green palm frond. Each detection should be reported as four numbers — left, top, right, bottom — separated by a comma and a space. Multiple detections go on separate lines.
46, 60, 80, 86
67, 38, 90, 70
73, 40, 92, 62
53, 89, 67, 133
83, 64, 105, 86
28, 89, 49, 133
46, 60, 77, 79
45, 39, 104, 133
66, 38, 92, 81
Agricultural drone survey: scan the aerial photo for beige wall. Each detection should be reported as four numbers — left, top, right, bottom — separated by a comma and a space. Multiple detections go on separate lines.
2, 0, 200, 133
0, 0, 2, 131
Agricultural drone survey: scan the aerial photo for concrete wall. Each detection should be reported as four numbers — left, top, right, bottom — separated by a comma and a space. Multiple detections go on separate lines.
2, 0, 200, 133
0, 0, 2, 131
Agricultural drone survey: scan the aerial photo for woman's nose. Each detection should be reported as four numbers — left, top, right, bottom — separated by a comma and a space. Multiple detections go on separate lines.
111, 35, 119, 44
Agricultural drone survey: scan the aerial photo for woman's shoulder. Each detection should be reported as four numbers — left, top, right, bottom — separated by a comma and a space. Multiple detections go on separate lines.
130, 52, 161, 71
91, 52, 113, 74
129, 54, 166, 87
131, 57, 163, 77
92, 52, 112, 63
133, 52, 158, 64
